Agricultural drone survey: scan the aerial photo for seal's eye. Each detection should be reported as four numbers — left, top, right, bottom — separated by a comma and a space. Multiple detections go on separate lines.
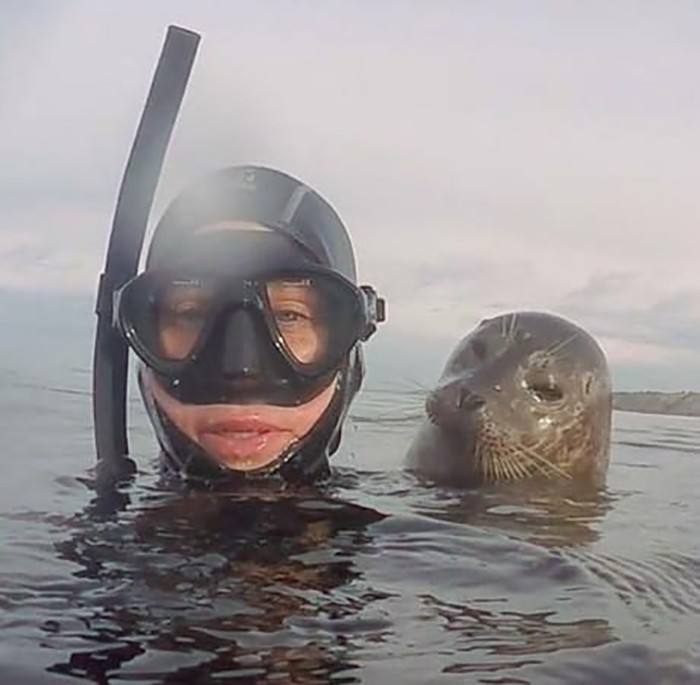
583, 374, 593, 395
528, 381, 563, 403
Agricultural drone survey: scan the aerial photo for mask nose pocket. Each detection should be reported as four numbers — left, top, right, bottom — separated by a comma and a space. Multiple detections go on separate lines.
220, 307, 268, 377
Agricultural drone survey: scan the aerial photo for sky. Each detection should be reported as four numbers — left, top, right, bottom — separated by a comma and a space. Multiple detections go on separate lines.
2, 0, 700, 391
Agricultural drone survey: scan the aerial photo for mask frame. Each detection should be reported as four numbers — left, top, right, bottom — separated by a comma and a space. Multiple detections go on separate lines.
113, 265, 385, 381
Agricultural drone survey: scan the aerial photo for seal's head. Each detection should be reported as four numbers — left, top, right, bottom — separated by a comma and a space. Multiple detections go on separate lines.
407, 311, 612, 487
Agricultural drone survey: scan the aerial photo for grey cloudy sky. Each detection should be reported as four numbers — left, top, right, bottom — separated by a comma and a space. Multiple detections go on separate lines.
2, 0, 700, 390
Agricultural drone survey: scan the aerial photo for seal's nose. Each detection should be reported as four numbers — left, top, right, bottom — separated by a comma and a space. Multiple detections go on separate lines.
426, 380, 485, 423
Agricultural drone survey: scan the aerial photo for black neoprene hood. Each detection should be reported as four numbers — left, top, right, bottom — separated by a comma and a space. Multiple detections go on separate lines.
147, 165, 357, 281
137, 164, 370, 486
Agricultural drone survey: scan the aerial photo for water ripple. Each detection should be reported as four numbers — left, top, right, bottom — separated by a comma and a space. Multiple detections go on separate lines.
2, 382, 700, 682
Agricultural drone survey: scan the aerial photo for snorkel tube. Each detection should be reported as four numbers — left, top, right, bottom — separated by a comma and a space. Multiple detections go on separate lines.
92, 25, 200, 489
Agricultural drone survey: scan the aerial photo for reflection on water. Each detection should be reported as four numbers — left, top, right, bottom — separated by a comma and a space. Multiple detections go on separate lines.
46, 487, 387, 683
2, 378, 700, 683
410, 478, 614, 549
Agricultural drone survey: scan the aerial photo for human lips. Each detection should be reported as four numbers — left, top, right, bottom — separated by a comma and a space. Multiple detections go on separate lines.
197, 417, 293, 470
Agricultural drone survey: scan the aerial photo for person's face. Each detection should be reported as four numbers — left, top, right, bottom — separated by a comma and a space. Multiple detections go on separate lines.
149, 220, 338, 472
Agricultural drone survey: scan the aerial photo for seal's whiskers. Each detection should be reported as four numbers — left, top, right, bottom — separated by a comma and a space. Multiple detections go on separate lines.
518, 440, 572, 480
508, 450, 532, 480
544, 332, 579, 358
507, 312, 519, 343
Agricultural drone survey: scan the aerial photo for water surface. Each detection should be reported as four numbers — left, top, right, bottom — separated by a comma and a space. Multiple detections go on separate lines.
1, 298, 700, 684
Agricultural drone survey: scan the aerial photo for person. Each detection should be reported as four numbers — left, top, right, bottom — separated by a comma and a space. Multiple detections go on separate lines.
112, 164, 385, 486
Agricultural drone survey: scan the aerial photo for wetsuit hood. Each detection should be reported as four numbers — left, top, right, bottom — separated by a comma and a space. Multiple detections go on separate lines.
138, 165, 369, 486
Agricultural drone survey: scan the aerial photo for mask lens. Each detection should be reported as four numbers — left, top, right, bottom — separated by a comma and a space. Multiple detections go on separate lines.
266, 277, 328, 365
118, 275, 216, 365
156, 280, 216, 360
265, 273, 359, 371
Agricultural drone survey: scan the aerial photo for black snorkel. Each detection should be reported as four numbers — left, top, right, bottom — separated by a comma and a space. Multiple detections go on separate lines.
92, 25, 200, 491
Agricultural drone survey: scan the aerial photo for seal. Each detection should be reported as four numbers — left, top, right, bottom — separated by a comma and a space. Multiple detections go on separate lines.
405, 311, 612, 487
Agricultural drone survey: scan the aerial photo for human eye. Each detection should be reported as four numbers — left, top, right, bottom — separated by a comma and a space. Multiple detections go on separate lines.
273, 305, 312, 327
161, 291, 210, 328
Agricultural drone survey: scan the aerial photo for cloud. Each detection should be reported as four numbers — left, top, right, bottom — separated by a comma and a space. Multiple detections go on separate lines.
558, 273, 700, 354
2, 1, 700, 390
